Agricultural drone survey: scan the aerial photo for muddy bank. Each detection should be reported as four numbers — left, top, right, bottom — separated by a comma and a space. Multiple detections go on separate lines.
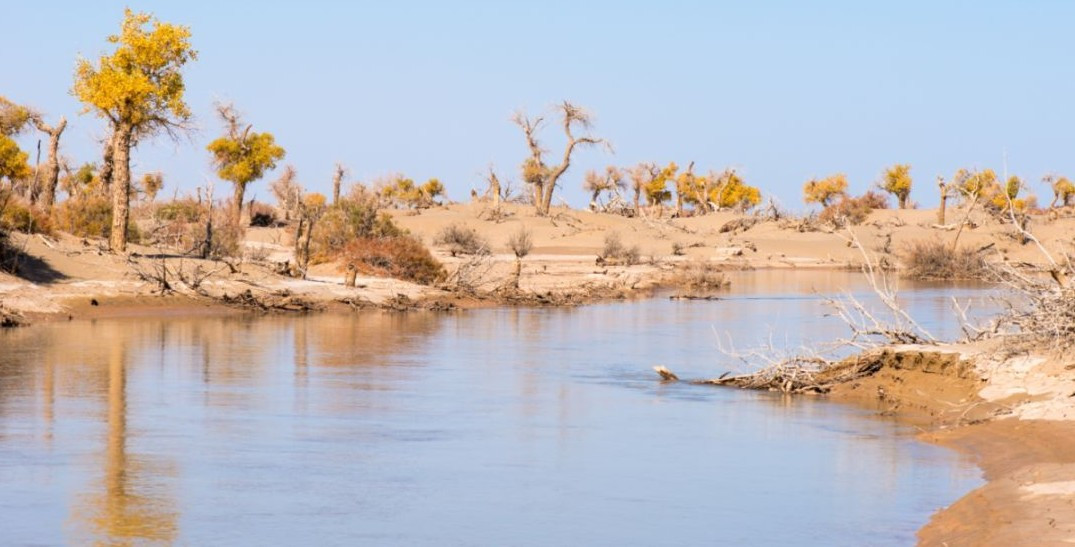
773, 345, 1075, 546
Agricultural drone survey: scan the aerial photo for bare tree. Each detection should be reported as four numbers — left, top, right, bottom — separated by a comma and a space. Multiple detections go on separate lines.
507, 226, 533, 289
626, 162, 657, 215
271, 165, 302, 221
513, 101, 606, 216
484, 166, 502, 211
31, 115, 67, 211
332, 163, 347, 206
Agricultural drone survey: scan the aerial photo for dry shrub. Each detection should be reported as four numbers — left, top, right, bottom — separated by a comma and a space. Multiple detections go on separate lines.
0, 200, 53, 235
340, 236, 445, 285
55, 195, 114, 239
155, 198, 202, 223
672, 259, 730, 295
507, 226, 533, 258
433, 223, 489, 256
311, 192, 403, 262
209, 218, 243, 259
901, 239, 986, 280
819, 191, 888, 227
600, 232, 640, 265
249, 202, 278, 227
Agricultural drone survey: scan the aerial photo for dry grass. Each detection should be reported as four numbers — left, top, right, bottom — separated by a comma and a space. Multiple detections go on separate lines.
670, 259, 729, 296
599, 232, 640, 265
433, 223, 490, 256
901, 239, 987, 280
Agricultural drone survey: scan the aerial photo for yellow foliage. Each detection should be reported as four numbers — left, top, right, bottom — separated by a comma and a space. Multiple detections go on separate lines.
718, 175, 762, 210
207, 131, 285, 188
1051, 176, 1075, 207
644, 162, 677, 205
953, 168, 999, 200
73, 9, 197, 129
880, 164, 912, 208
0, 136, 30, 182
803, 174, 848, 207
380, 176, 444, 209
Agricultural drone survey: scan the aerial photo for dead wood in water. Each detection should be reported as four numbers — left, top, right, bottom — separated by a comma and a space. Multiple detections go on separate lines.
653, 366, 679, 381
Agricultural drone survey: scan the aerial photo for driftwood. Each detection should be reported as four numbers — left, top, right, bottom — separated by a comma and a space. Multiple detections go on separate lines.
653, 366, 679, 382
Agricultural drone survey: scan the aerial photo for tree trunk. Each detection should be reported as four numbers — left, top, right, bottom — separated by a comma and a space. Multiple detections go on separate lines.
109, 123, 133, 252
532, 182, 544, 215
232, 182, 246, 228
513, 257, 522, 289
633, 187, 641, 215
202, 200, 213, 259
898, 193, 908, 210
938, 189, 947, 225
490, 174, 501, 211
540, 180, 556, 216
300, 218, 315, 279
100, 133, 115, 193
675, 187, 683, 217
40, 118, 67, 211
344, 266, 357, 287
332, 170, 342, 206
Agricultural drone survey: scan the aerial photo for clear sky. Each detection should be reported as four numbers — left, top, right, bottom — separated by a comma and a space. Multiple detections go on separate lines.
4, 1, 1074, 209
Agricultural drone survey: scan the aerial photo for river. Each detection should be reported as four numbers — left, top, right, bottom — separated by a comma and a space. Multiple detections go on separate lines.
0, 271, 988, 545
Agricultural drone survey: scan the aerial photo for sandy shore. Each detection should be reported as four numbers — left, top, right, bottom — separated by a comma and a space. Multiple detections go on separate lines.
4, 201, 1075, 544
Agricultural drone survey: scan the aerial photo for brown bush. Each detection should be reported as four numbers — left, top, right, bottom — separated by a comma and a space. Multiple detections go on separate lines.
310, 187, 403, 259
154, 198, 202, 223
340, 236, 445, 285
433, 223, 489, 256
818, 191, 889, 227
55, 195, 114, 239
249, 202, 278, 227
901, 239, 987, 280
0, 200, 53, 235
672, 259, 730, 296
600, 232, 640, 265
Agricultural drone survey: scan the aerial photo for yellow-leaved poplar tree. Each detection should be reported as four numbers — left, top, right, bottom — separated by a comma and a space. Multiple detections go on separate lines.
73, 9, 197, 251
206, 103, 286, 227
0, 97, 32, 186
880, 164, 912, 209
803, 174, 848, 207
1044, 175, 1075, 208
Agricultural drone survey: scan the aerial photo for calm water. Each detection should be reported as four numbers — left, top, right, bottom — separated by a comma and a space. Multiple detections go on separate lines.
0, 271, 985, 546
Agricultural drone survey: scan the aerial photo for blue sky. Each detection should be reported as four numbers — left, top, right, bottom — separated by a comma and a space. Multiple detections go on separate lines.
4, 1, 1074, 209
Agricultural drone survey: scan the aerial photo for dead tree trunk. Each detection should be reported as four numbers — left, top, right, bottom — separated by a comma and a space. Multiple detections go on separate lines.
344, 266, 358, 287
937, 177, 947, 225
332, 163, 345, 206
487, 168, 501, 211
33, 116, 67, 211
100, 132, 115, 193
109, 123, 133, 252
202, 181, 214, 259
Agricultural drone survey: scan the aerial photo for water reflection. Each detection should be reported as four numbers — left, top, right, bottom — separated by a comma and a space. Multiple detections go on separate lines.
0, 275, 984, 546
